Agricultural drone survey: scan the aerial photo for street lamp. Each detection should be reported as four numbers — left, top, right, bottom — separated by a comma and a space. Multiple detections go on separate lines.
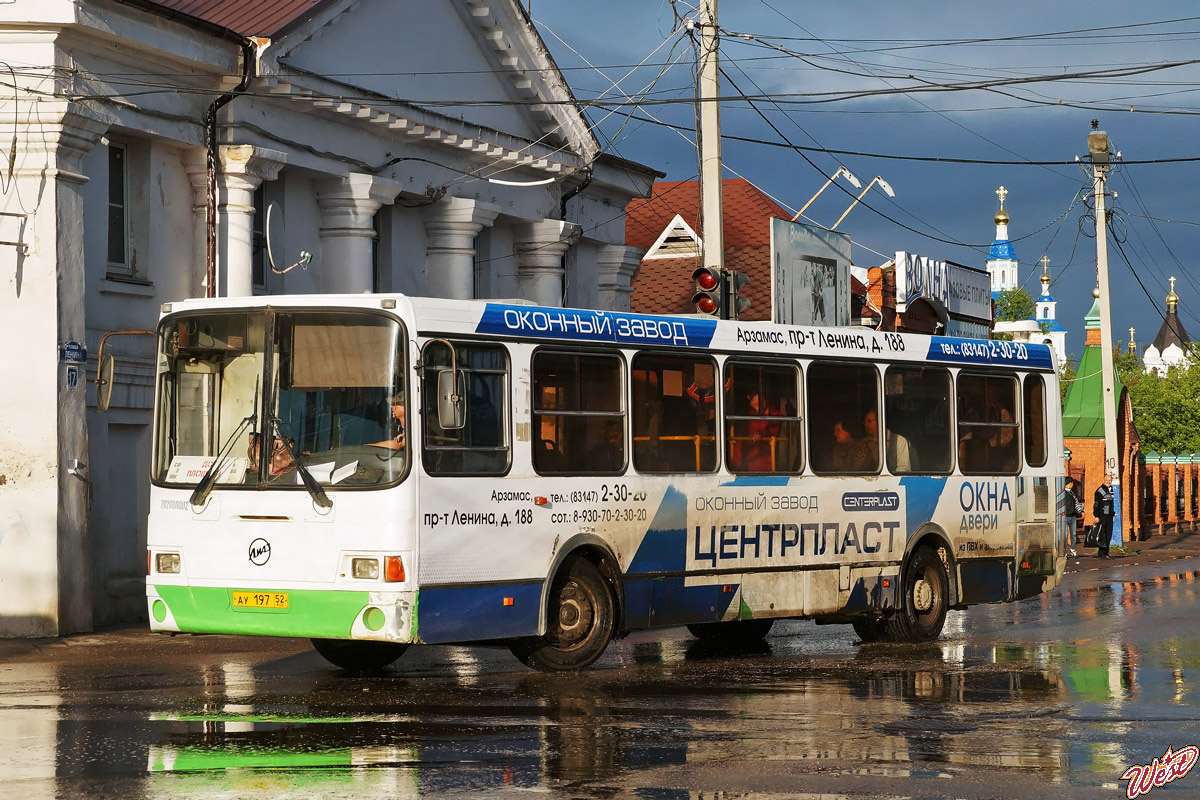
791, 166, 862, 222
831, 175, 895, 230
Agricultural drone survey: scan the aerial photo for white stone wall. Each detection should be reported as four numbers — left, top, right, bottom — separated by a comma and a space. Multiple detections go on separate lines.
0, 0, 655, 635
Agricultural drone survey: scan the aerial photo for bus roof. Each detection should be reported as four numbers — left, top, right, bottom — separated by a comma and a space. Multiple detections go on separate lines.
161, 294, 1057, 372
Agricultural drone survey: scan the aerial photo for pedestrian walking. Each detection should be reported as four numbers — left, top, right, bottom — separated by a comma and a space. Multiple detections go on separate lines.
1092, 473, 1115, 559
1060, 476, 1081, 558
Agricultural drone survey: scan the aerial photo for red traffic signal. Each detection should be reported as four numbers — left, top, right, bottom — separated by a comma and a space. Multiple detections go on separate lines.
691, 266, 723, 316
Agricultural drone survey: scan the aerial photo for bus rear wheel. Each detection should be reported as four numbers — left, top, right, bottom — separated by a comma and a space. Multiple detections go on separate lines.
509, 558, 615, 671
687, 619, 774, 646
885, 545, 949, 643
310, 638, 409, 671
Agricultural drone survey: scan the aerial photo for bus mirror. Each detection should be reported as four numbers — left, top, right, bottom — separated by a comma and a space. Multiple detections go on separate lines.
437, 368, 465, 430
94, 329, 155, 413
96, 353, 115, 413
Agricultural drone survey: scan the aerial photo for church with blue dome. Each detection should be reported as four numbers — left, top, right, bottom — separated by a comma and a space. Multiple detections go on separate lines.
985, 186, 1068, 367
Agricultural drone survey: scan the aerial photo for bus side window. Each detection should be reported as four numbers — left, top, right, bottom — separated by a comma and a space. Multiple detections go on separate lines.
884, 366, 952, 474
632, 353, 717, 473
1023, 375, 1048, 467
724, 360, 803, 474
957, 373, 1019, 475
421, 342, 510, 475
532, 350, 624, 475
807, 362, 879, 475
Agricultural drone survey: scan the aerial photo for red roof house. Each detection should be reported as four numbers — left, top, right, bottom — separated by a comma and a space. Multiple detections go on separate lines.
626, 178, 791, 321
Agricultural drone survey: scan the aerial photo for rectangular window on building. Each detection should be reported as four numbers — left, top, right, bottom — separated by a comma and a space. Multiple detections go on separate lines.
107, 143, 129, 275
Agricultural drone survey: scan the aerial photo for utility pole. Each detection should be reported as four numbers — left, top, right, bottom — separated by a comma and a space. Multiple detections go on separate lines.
1088, 120, 1123, 546
697, 0, 724, 280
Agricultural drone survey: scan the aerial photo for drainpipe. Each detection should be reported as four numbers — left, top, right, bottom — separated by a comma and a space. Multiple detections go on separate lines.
557, 167, 592, 307
205, 39, 257, 297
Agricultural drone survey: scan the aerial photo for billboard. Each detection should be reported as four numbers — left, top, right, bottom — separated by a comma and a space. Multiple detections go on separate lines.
770, 219, 852, 327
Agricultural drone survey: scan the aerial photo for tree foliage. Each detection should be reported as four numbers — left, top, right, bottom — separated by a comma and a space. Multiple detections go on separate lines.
992, 288, 1036, 342
1125, 350, 1200, 454
994, 288, 1036, 322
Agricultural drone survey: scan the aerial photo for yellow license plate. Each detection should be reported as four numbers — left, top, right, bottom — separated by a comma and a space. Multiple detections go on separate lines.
231, 590, 289, 609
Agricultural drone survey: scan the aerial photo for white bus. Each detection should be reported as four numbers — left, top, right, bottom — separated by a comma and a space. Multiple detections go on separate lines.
145, 295, 1064, 671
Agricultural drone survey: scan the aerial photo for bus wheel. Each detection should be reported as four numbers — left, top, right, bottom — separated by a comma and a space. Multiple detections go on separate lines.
852, 618, 890, 643
886, 545, 949, 643
310, 638, 409, 671
509, 558, 615, 671
687, 619, 774, 645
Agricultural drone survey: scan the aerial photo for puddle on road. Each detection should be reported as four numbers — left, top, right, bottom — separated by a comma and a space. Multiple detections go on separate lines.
8, 569, 1200, 796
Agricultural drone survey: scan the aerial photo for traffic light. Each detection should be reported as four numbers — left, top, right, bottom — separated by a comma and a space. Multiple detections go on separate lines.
691, 266, 724, 316
728, 270, 752, 319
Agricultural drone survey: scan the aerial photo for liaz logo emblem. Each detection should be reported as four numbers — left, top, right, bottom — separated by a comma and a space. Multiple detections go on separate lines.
248, 538, 271, 566
842, 492, 900, 512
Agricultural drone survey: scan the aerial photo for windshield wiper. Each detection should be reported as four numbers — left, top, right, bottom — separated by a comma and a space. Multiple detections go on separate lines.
189, 413, 254, 507
189, 377, 258, 508
271, 417, 333, 509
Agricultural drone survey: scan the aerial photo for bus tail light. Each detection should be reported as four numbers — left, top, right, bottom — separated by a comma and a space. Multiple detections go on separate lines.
384, 555, 406, 582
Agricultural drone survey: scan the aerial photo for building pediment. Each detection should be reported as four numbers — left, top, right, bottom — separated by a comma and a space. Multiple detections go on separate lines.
259, 0, 595, 160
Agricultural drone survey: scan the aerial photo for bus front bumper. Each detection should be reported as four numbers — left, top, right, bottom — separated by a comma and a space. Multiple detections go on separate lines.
146, 583, 417, 643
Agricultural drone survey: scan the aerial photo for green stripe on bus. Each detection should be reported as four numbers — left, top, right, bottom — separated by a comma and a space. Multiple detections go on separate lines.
153, 585, 372, 638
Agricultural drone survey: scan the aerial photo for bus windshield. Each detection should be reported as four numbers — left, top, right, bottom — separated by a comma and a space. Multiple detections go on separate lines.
153, 309, 408, 490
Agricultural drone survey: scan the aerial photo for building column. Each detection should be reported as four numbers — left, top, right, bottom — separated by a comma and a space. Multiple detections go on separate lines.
1152, 462, 1163, 532
0, 100, 108, 635
596, 245, 643, 312
1168, 458, 1180, 533
315, 173, 402, 294
515, 219, 581, 307
421, 197, 500, 299
184, 145, 286, 297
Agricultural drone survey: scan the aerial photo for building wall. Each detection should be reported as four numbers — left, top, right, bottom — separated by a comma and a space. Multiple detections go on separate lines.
0, 0, 656, 636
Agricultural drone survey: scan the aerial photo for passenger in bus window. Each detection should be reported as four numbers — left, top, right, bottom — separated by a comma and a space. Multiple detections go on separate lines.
831, 416, 872, 471
586, 420, 624, 472
864, 408, 909, 473
732, 392, 782, 472
989, 403, 1018, 471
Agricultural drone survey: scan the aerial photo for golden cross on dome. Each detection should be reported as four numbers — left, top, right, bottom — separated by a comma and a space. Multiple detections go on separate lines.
1170, 276, 1176, 293
995, 185, 1008, 208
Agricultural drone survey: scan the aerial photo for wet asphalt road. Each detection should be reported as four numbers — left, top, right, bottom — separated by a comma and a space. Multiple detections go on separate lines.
3, 557, 1200, 799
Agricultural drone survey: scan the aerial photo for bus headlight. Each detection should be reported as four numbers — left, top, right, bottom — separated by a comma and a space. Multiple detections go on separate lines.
351, 557, 380, 580
155, 553, 181, 574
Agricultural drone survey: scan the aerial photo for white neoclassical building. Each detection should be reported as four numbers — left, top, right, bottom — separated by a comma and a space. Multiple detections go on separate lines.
0, 0, 658, 636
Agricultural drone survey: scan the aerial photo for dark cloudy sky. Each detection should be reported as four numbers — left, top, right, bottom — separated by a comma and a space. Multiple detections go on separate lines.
531, 1, 1200, 361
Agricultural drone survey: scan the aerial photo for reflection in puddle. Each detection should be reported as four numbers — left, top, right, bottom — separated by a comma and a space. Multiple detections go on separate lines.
6, 568, 1200, 796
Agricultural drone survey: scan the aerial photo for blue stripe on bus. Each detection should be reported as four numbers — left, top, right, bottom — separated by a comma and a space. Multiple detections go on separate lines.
475, 304, 717, 349
624, 485, 740, 628
418, 582, 543, 643
627, 485, 688, 573
925, 337, 1054, 370
720, 476, 791, 487
901, 476, 947, 544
